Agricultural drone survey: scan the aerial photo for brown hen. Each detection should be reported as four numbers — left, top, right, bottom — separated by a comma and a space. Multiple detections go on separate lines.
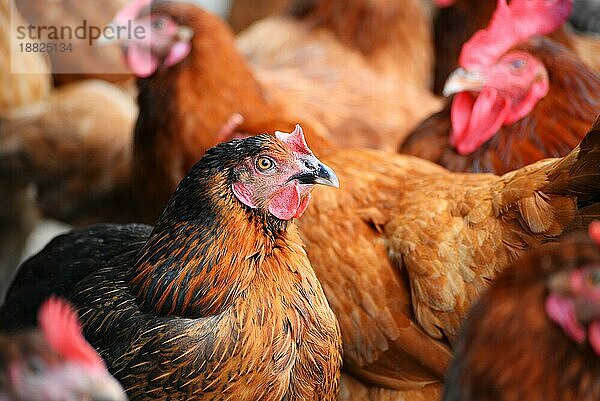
0, 131, 342, 401
402, 0, 600, 174
443, 223, 600, 401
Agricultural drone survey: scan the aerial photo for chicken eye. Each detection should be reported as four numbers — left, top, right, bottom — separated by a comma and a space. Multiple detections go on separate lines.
256, 156, 276, 172
26, 357, 46, 376
510, 59, 527, 72
587, 270, 600, 286
151, 18, 167, 31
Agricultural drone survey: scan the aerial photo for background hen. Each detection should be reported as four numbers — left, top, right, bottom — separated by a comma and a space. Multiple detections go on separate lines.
443, 222, 600, 401
0, 297, 127, 401
402, 0, 600, 174
431, 0, 600, 93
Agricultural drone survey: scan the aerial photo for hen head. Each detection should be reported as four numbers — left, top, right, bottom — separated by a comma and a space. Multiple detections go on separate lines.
546, 222, 600, 356
229, 125, 339, 221
443, 0, 572, 155
163, 125, 338, 224
0, 297, 127, 401
102, 0, 195, 77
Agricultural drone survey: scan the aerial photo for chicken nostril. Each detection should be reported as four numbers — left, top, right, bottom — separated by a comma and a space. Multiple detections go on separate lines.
304, 160, 318, 171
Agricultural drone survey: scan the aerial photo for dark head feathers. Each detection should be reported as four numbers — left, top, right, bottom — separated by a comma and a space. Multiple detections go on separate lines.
155, 135, 280, 225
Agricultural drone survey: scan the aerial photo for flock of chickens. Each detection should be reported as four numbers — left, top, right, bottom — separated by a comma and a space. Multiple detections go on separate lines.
1, 0, 600, 400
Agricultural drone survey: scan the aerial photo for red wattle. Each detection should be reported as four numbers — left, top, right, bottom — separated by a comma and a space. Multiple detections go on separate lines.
268, 183, 301, 221
127, 43, 159, 78
450, 87, 510, 155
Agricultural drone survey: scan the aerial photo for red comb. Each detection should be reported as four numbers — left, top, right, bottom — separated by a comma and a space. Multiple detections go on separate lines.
459, 0, 573, 69
275, 125, 313, 156
38, 297, 105, 369
590, 221, 600, 246
114, 0, 152, 24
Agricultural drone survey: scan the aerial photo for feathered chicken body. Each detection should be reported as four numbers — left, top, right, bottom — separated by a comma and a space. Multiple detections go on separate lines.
443, 223, 600, 401
295, 117, 600, 401
0, 130, 342, 401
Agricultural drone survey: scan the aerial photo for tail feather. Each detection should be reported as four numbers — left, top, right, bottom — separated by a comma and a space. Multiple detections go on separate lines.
546, 117, 600, 228
546, 118, 600, 201
498, 116, 600, 254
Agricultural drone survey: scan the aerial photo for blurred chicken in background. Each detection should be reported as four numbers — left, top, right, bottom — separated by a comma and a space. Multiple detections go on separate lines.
238, 0, 434, 88
402, 0, 600, 174
0, 297, 127, 401
443, 221, 600, 401
236, 0, 441, 151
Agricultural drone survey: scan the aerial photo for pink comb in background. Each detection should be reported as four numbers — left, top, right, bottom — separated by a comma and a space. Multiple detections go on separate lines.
38, 297, 106, 370
459, 0, 573, 69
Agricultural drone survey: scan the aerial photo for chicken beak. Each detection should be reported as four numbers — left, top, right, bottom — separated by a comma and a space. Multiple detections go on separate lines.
443, 67, 487, 97
312, 162, 340, 188
547, 271, 573, 296
292, 160, 340, 188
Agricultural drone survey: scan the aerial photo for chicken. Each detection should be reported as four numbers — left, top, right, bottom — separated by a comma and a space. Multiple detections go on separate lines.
0, 79, 137, 225
14, 0, 132, 86
401, 0, 600, 174
238, 0, 434, 89
1, 297, 127, 401
103, 0, 440, 221
431, 0, 600, 94
0, 129, 343, 401
293, 118, 600, 400
443, 222, 600, 401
